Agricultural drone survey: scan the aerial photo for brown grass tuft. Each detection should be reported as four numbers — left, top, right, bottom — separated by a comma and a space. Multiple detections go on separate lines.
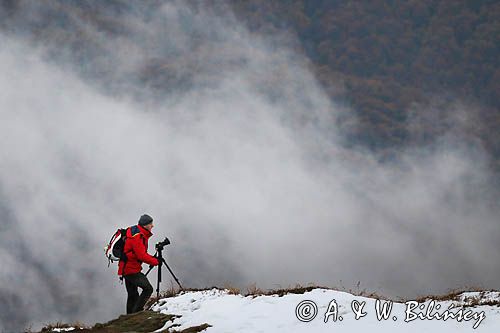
413, 287, 484, 303
40, 321, 89, 332
145, 281, 181, 309
245, 283, 265, 296
223, 283, 241, 295
171, 323, 212, 332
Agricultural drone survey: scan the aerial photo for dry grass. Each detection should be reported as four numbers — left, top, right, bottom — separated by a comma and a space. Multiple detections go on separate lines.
144, 282, 345, 303
145, 281, 180, 309
245, 283, 265, 296
87, 311, 176, 332
414, 287, 484, 303
33, 311, 176, 333
412, 287, 500, 309
170, 323, 212, 332
459, 291, 500, 308
223, 282, 241, 295
244, 282, 341, 298
327, 280, 393, 301
39, 321, 89, 332
476, 300, 500, 307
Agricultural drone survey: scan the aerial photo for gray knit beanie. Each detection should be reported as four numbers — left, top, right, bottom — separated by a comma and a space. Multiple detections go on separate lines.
138, 214, 153, 226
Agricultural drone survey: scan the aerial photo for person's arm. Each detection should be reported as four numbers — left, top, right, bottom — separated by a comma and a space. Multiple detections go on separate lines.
131, 235, 159, 266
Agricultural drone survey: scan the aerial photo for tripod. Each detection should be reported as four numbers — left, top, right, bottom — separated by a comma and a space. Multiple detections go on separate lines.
145, 244, 183, 298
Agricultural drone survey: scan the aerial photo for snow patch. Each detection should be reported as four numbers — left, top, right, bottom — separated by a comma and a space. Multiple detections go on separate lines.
151, 288, 500, 332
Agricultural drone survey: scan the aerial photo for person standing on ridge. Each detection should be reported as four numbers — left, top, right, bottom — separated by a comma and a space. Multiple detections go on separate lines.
118, 214, 159, 314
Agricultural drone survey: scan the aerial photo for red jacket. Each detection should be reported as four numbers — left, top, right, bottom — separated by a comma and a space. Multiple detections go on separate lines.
118, 224, 159, 276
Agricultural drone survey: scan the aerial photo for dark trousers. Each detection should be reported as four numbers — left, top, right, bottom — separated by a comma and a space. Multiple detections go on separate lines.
123, 273, 154, 314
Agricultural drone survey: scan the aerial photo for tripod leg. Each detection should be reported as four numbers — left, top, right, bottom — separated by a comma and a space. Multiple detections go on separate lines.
162, 258, 183, 289
157, 260, 161, 299
145, 265, 154, 277
145, 251, 158, 277
156, 252, 163, 298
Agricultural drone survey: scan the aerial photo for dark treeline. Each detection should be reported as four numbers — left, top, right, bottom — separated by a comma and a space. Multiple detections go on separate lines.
229, 0, 499, 167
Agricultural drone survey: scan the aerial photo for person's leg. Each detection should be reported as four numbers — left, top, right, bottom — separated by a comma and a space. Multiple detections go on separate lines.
124, 275, 139, 314
130, 273, 154, 313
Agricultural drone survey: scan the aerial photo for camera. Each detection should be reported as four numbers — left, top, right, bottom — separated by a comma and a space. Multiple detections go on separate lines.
146, 235, 183, 292
155, 237, 170, 251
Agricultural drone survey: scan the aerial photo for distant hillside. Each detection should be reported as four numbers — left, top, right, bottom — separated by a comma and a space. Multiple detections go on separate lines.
227, 0, 500, 166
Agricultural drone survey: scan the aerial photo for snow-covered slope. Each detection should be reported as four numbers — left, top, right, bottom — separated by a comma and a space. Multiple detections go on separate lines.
152, 288, 500, 332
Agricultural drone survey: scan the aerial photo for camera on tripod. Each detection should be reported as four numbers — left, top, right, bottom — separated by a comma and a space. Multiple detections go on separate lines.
147, 236, 182, 296
155, 237, 170, 251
